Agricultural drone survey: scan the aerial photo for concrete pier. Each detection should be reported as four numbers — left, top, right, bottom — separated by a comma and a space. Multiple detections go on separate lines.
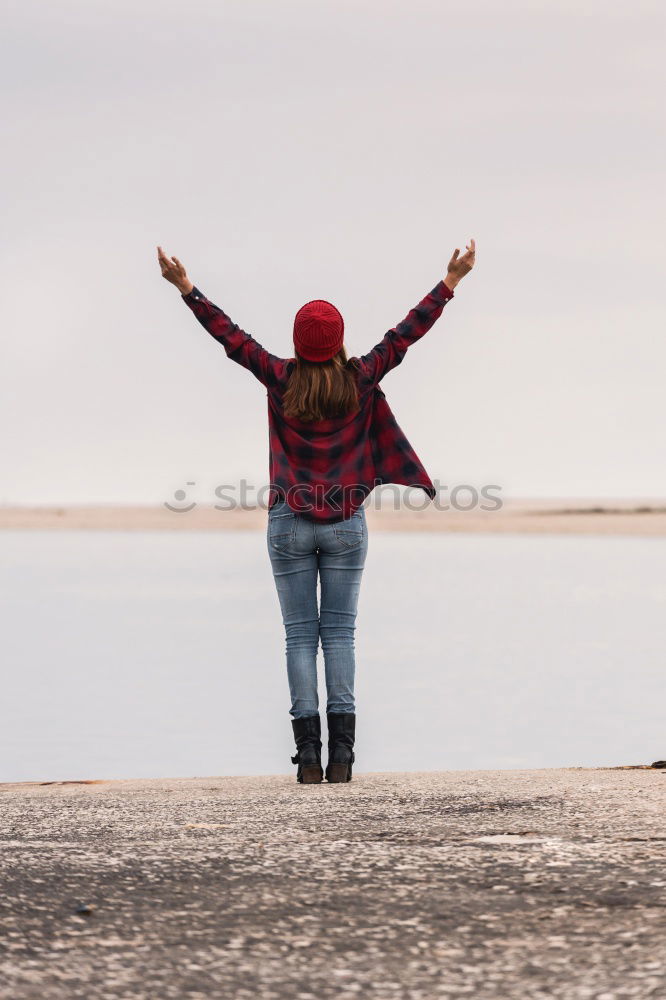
1, 768, 665, 998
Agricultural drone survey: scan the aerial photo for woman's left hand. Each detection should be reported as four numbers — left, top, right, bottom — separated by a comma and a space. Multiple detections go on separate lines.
157, 246, 193, 296
446, 238, 476, 287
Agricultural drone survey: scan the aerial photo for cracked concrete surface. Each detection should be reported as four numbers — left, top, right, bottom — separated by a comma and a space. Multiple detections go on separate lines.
1, 769, 665, 999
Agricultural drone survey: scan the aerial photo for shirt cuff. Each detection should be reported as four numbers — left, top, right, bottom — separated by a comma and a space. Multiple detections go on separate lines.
182, 285, 203, 302
431, 278, 455, 302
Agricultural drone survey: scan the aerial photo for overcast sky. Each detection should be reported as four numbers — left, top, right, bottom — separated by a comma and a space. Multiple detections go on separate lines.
2, 0, 664, 505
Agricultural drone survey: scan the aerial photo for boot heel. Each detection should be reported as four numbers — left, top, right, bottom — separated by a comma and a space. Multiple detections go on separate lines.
300, 765, 323, 784
325, 763, 350, 783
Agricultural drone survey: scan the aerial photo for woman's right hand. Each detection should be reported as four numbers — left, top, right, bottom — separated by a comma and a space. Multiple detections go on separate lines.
445, 238, 476, 288
158, 246, 194, 296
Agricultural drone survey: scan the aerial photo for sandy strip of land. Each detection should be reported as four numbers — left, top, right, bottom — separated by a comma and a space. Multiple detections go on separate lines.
1, 768, 665, 998
1, 499, 666, 534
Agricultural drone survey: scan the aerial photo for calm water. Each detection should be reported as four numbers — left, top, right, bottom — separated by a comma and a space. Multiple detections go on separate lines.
1, 530, 664, 782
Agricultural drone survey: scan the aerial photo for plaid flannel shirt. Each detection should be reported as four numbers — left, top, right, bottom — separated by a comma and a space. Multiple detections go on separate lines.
181, 278, 455, 523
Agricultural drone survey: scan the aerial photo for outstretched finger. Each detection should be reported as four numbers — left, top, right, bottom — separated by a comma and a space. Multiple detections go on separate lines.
171, 255, 184, 271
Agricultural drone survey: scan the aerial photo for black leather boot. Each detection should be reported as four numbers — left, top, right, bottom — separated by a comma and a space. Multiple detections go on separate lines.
325, 712, 355, 783
291, 715, 323, 784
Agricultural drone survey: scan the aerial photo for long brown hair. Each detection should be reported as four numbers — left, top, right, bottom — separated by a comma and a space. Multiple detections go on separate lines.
283, 347, 360, 423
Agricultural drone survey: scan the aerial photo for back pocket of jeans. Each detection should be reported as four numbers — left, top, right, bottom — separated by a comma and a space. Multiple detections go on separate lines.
268, 511, 297, 550
333, 511, 364, 549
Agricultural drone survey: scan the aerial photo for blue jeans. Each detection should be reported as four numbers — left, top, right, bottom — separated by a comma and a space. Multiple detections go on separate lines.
267, 500, 369, 719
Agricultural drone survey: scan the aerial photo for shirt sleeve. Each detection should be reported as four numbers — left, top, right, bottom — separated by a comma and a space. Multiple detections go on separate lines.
181, 286, 287, 388
356, 279, 455, 385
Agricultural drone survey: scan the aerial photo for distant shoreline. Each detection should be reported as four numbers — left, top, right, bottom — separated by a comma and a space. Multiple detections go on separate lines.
2, 500, 666, 535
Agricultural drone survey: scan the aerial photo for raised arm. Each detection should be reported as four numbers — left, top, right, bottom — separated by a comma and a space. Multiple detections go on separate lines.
357, 239, 476, 385
157, 246, 285, 388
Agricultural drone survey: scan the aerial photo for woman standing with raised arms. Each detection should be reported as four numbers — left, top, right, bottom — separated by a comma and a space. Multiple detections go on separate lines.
158, 239, 476, 783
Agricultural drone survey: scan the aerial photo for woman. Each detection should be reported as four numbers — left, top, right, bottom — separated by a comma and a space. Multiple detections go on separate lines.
158, 240, 476, 784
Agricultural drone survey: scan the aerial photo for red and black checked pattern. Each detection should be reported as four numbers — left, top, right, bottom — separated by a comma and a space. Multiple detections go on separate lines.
181, 279, 455, 523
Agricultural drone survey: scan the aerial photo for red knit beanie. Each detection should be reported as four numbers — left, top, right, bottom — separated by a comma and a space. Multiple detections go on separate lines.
293, 299, 344, 362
